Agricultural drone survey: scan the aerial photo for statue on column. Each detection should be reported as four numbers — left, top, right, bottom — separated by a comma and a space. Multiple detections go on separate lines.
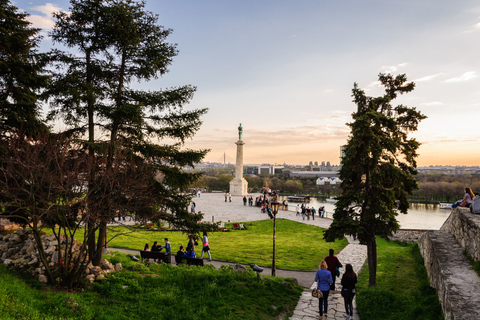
238, 123, 243, 141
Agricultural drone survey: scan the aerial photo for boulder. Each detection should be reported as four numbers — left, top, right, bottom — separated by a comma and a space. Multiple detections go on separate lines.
85, 274, 95, 282
38, 274, 48, 284
114, 263, 122, 271
28, 257, 38, 266
233, 264, 247, 273
100, 259, 113, 270
90, 266, 101, 276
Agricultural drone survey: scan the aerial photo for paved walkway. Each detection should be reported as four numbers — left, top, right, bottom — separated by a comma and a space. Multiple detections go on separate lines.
111, 193, 368, 319
290, 236, 367, 320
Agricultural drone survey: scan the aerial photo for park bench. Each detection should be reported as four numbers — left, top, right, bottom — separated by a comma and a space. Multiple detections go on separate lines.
233, 223, 246, 230
139, 250, 171, 264
176, 256, 204, 266
185, 257, 204, 266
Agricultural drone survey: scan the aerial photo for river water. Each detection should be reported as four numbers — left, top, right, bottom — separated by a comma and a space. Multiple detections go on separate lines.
279, 196, 452, 230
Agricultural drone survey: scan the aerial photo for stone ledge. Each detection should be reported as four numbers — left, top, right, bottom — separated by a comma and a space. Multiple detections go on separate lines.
418, 230, 480, 320
440, 208, 480, 262
388, 229, 428, 243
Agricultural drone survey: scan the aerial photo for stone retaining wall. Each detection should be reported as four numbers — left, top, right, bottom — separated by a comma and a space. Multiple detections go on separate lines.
418, 230, 480, 320
440, 207, 480, 262
0, 229, 120, 284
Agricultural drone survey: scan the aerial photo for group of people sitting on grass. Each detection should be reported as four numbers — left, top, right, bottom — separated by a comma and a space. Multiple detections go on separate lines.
315, 249, 357, 320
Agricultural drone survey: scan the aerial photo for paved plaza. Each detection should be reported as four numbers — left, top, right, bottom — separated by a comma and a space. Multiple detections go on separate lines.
112, 192, 368, 319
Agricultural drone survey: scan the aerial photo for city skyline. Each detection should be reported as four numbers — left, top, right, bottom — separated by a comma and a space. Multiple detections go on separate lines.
17, 0, 480, 166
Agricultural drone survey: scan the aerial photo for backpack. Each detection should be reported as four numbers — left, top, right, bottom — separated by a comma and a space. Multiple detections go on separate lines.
471, 195, 480, 214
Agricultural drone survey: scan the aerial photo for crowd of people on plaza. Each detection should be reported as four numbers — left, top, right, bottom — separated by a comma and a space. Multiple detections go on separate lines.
314, 249, 357, 320
296, 203, 326, 220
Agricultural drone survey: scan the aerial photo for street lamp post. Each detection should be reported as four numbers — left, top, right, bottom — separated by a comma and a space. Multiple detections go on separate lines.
271, 199, 280, 277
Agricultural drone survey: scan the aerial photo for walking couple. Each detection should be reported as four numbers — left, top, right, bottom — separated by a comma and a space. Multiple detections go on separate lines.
314, 249, 357, 319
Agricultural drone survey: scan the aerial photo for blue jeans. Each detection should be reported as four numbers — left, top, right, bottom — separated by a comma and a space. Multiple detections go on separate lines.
344, 294, 353, 316
451, 200, 462, 208
200, 248, 211, 260
318, 290, 330, 316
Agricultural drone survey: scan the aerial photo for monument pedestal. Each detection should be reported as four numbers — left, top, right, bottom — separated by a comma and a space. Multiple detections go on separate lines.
230, 177, 248, 196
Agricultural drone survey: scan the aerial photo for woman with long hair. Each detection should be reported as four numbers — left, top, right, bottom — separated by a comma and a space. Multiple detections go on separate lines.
314, 260, 332, 319
341, 264, 357, 320
452, 187, 475, 208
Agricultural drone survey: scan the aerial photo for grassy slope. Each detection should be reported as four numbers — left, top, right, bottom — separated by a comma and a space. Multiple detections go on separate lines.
71, 219, 348, 270
356, 238, 443, 320
0, 252, 303, 320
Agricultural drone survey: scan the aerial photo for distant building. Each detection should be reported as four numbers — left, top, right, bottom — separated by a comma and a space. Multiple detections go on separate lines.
290, 170, 339, 179
416, 166, 480, 175
316, 177, 342, 186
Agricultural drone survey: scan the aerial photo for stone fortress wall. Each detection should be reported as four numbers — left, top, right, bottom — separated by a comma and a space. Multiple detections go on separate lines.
416, 208, 480, 320
387, 208, 480, 319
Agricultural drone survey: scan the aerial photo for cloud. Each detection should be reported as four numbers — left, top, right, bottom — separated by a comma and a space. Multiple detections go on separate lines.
445, 71, 477, 83
25, 3, 63, 29
27, 15, 55, 29
367, 80, 381, 88
414, 73, 444, 82
31, 3, 62, 16
463, 21, 480, 33
419, 101, 443, 107
381, 63, 407, 74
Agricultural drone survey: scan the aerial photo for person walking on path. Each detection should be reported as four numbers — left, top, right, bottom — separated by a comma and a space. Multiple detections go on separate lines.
325, 248, 342, 291
199, 231, 212, 261
296, 204, 300, 216
341, 263, 357, 320
190, 201, 196, 214
314, 260, 333, 319
225, 192, 227, 202
243, 196, 247, 206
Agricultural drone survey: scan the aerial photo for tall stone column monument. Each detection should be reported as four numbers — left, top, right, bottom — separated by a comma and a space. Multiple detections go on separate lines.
229, 123, 248, 196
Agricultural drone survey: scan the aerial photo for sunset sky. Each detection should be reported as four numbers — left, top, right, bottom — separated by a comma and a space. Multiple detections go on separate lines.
16, 0, 480, 166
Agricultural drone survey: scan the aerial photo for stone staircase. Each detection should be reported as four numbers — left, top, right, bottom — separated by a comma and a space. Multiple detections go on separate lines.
418, 208, 480, 320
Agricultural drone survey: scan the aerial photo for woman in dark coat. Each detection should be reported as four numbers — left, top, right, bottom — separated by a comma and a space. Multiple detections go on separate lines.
341, 263, 357, 320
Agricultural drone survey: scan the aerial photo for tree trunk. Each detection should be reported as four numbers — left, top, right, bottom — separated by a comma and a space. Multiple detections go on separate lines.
31, 221, 55, 284
92, 220, 107, 266
366, 235, 377, 286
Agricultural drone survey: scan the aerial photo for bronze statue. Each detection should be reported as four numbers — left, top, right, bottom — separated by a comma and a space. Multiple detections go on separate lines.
238, 123, 243, 141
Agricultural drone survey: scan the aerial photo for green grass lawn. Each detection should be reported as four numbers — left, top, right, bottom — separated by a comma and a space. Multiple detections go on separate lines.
70, 219, 348, 270
356, 238, 443, 320
0, 253, 303, 320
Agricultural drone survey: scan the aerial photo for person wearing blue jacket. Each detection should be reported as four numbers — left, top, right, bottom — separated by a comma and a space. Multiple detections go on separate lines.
314, 260, 333, 319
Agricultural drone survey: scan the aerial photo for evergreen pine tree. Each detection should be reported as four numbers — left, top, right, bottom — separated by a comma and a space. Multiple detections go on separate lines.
325, 73, 426, 286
